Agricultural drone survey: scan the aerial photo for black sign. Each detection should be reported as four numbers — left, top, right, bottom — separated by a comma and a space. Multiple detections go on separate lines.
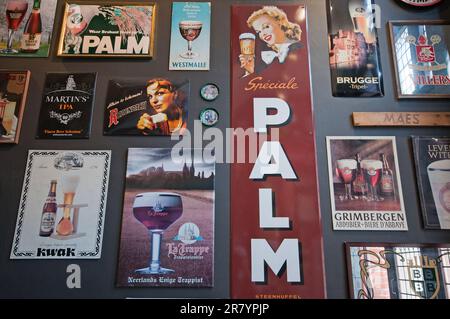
327, 0, 384, 97
36, 73, 96, 139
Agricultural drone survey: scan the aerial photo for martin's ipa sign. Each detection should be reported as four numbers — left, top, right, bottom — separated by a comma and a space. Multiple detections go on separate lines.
327, 0, 384, 97
231, 4, 325, 299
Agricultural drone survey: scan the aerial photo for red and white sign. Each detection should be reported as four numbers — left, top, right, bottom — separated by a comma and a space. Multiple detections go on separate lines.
231, 4, 325, 299
400, 0, 441, 7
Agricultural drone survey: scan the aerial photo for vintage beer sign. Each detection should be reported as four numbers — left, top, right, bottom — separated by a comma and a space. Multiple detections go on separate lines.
116, 148, 215, 287
10, 150, 111, 259
0, 0, 57, 57
231, 4, 325, 298
412, 137, 450, 229
326, 137, 407, 231
57, 1, 156, 58
103, 78, 189, 136
37, 73, 96, 138
389, 21, 450, 98
327, 0, 384, 97
0, 70, 30, 144
169, 2, 211, 71
347, 243, 450, 299
353, 112, 450, 127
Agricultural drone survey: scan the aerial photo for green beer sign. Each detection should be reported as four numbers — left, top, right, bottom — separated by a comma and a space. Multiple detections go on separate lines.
57, 1, 156, 58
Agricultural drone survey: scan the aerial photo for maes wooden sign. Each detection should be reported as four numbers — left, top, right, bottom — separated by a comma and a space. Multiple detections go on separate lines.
353, 112, 450, 127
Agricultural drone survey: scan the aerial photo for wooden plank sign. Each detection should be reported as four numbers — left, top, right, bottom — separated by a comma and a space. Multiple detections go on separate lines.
353, 112, 450, 127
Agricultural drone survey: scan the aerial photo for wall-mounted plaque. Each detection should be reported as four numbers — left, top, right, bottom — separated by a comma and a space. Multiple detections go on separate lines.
116, 148, 215, 287
104, 78, 189, 136
412, 136, 450, 229
169, 2, 211, 71
0, 0, 57, 57
231, 5, 326, 299
37, 73, 97, 139
10, 150, 111, 259
347, 243, 450, 299
326, 136, 407, 231
389, 20, 450, 98
57, 1, 156, 58
327, 0, 384, 97
353, 112, 450, 126
0, 70, 30, 144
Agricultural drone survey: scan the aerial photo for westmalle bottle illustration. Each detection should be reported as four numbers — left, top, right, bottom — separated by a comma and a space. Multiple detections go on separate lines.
37, 73, 96, 139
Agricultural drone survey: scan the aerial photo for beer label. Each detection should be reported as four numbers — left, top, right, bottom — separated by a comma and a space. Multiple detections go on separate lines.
40, 212, 56, 232
439, 185, 450, 213
37, 73, 96, 139
381, 175, 394, 192
353, 175, 367, 193
21, 33, 41, 51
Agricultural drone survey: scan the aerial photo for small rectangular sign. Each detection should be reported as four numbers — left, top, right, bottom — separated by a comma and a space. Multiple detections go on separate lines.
169, 2, 211, 70
353, 112, 450, 127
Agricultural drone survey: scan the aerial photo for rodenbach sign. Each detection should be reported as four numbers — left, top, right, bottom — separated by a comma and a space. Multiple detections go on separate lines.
231, 4, 325, 299
353, 112, 450, 126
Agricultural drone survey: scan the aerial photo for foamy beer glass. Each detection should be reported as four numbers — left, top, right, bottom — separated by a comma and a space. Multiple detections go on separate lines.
56, 174, 80, 236
239, 33, 256, 76
348, 0, 376, 44
428, 160, 450, 229
150, 113, 170, 135
179, 20, 203, 58
361, 159, 383, 201
336, 159, 357, 200
133, 192, 183, 274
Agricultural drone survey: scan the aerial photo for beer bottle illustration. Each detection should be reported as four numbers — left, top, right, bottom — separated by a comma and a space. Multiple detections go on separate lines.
39, 180, 57, 237
20, 0, 42, 53
380, 153, 395, 198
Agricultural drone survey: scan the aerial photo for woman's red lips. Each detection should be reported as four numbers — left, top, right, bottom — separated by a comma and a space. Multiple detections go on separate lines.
264, 35, 272, 42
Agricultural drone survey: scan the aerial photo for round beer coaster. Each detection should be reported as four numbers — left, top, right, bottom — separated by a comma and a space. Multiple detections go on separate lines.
200, 83, 219, 101
199, 108, 219, 126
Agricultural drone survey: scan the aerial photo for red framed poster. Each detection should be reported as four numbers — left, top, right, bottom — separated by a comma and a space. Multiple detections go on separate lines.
230, 4, 325, 299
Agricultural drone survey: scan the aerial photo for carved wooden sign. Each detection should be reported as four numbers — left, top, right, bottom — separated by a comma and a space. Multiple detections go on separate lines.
353, 112, 450, 127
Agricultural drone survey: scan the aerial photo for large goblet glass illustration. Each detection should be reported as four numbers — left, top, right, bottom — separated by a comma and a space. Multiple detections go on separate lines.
133, 192, 183, 274
361, 159, 383, 201
178, 20, 202, 59
1, 0, 28, 54
336, 159, 357, 200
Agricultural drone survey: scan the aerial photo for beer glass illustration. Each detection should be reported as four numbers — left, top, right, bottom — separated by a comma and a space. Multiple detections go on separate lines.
56, 174, 80, 236
178, 20, 202, 59
133, 192, 183, 274
428, 160, 450, 229
239, 33, 256, 77
361, 159, 383, 201
336, 159, 357, 200
1, 0, 29, 53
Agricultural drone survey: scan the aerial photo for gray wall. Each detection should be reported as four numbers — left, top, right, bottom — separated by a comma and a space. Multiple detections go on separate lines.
0, 0, 449, 299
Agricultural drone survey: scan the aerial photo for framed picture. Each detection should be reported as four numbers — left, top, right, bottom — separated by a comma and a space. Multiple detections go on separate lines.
36, 72, 97, 139
104, 78, 189, 136
326, 136, 407, 231
389, 20, 450, 98
169, 2, 211, 71
10, 150, 111, 259
116, 148, 215, 287
0, 70, 30, 144
0, 0, 58, 57
57, 1, 156, 58
412, 136, 450, 230
346, 243, 450, 299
